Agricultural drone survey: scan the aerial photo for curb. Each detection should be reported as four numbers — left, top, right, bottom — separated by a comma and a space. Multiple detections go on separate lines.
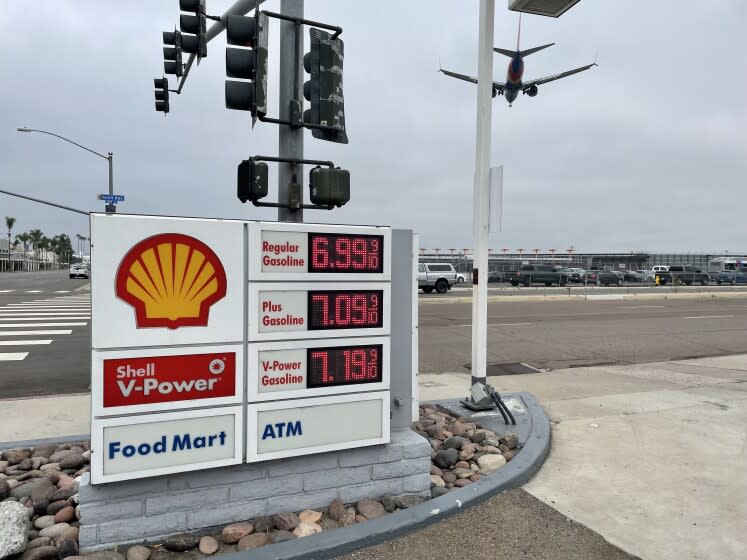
0, 433, 90, 450
219, 392, 550, 560
0, 393, 550, 560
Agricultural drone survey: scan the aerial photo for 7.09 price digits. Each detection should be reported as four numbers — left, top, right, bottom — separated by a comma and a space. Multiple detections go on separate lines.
308, 290, 382, 330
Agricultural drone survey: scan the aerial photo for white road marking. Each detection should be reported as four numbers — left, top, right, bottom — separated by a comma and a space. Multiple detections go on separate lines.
0, 323, 87, 327
24, 290, 42, 293
450, 322, 532, 327
0, 317, 90, 321
682, 315, 735, 319
0, 290, 15, 293
617, 305, 666, 309
54, 290, 71, 293
0, 353, 28, 361
0, 340, 53, 346
0, 330, 73, 336
0, 312, 91, 316
519, 362, 544, 372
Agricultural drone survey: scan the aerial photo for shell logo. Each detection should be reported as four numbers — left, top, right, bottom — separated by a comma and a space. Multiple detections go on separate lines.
115, 233, 227, 330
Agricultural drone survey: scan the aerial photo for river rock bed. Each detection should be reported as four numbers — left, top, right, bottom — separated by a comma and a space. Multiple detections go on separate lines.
1, 406, 519, 559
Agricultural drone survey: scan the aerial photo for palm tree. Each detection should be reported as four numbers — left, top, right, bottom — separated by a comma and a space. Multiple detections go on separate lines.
75, 234, 84, 259
28, 229, 44, 259
4, 217, 16, 272
16, 232, 30, 255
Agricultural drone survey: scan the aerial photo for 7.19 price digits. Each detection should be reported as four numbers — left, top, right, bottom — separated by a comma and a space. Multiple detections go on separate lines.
309, 233, 383, 273
307, 345, 382, 388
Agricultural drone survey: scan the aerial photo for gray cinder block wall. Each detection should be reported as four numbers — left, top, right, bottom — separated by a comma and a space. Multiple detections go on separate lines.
78, 429, 430, 550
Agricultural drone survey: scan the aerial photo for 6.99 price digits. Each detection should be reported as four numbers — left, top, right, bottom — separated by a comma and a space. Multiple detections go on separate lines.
309, 233, 383, 273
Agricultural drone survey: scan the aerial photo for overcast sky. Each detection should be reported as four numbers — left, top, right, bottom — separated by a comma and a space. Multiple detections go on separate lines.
1, 0, 745, 255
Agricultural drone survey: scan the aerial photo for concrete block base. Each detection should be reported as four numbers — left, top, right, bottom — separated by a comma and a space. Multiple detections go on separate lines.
78, 428, 430, 550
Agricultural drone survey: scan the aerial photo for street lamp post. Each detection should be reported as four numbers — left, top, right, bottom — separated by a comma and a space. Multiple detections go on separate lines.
17, 127, 116, 213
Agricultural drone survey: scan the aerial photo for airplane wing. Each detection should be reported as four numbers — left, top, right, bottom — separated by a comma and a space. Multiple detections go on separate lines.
522, 62, 596, 89
439, 68, 506, 93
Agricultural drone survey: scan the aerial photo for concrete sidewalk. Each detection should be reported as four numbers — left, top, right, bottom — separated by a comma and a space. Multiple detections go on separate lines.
420, 354, 747, 560
3, 355, 747, 560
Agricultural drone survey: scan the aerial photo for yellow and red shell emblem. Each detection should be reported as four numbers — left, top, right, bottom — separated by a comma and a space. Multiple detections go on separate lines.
115, 233, 227, 329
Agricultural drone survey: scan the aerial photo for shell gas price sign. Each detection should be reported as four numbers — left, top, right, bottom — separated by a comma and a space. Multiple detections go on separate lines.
91, 214, 245, 349
247, 338, 390, 401
247, 222, 391, 281
248, 282, 391, 341
92, 344, 244, 416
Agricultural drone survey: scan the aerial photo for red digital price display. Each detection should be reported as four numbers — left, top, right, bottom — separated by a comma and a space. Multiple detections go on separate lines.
307, 344, 383, 388
308, 290, 383, 330
308, 233, 384, 273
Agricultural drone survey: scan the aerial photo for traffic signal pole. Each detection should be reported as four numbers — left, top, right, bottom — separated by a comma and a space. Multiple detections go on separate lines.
470, 0, 495, 387
277, 0, 304, 222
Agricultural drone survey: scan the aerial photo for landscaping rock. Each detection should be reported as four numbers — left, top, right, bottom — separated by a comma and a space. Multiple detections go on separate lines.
270, 531, 295, 543
430, 475, 446, 488
91, 551, 124, 560
57, 455, 85, 471
18, 545, 57, 560
298, 509, 322, 524
221, 522, 254, 544
0, 480, 10, 500
293, 522, 322, 538
34, 516, 56, 530
431, 487, 450, 498
125, 545, 151, 560
163, 534, 198, 552
327, 498, 345, 521
442, 471, 457, 484
25, 537, 52, 551
3, 449, 31, 466
0, 501, 29, 560
442, 436, 468, 450
341, 508, 356, 527
499, 432, 519, 450
271, 512, 299, 531
56, 538, 78, 560
253, 518, 273, 533
356, 499, 386, 520
237, 533, 272, 550
394, 494, 426, 509
454, 479, 472, 488
433, 448, 458, 469
38, 524, 69, 539
198, 536, 219, 555
54, 506, 75, 524
477, 454, 507, 474
430, 464, 443, 477
381, 495, 396, 513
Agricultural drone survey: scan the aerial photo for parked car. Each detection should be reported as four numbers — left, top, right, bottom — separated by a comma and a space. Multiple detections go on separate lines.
620, 270, 644, 282
558, 267, 585, 283
455, 273, 466, 283
716, 268, 747, 285
655, 265, 709, 286
651, 265, 670, 274
417, 263, 458, 293
488, 271, 507, 283
595, 269, 624, 286
510, 264, 567, 287
636, 269, 655, 282
69, 264, 89, 279
582, 270, 598, 284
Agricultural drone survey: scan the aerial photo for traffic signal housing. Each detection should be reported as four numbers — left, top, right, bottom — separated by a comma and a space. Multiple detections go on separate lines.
163, 30, 183, 77
179, 0, 207, 59
309, 166, 349, 207
303, 28, 348, 144
154, 77, 170, 113
225, 12, 268, 119
237, 159, 268, 203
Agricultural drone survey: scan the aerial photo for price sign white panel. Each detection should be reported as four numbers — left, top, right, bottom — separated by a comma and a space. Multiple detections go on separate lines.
248, 282, 391, 341
248, 222, 391, 281
248, 337, 390, 401
92, 344, 244, 417
246, 392, 389, 462
90, 214, 245, 349
91, 407, 242, 484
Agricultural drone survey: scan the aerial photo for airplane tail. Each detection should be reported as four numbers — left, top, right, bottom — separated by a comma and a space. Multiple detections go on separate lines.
493, 15, 554, 58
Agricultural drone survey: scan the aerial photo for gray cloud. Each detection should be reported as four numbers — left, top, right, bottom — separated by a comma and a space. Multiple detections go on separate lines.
1, 0, 745, 254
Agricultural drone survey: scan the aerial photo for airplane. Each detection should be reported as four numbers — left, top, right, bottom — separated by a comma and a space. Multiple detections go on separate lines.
440, 18, 596, 107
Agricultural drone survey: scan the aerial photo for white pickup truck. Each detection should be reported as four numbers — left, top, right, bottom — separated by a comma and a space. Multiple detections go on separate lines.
417, 263, 458, 293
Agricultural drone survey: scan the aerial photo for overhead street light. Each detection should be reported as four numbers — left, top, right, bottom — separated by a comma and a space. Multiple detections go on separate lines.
16, 127, 117, 213
508, 0, 581, 18
467, 0, 584, 409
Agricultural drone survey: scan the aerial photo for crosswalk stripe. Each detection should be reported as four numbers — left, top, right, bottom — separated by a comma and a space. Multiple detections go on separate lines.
0, 312, 91, 316
54, 290, 71, 293
0, 323, 87, 327
0, 330, 73, 336
25, 290, 42, 293
0, 340, 53, 346
0, 353, 28, 361
0, 317, 90, 321
0, 290, 15, 293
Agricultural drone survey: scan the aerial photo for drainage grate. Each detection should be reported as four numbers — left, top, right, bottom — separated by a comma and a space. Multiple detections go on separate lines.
485, 362, 540, 376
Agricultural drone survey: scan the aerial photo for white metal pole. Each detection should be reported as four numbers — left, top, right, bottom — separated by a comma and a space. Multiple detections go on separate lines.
470, 0, 495, 387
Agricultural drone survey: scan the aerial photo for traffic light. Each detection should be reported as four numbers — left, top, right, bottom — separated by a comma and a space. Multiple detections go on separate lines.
179, 0, 207, 59
154, 77, 170, 113
309, 166, 349, 207
224, 12, 268, 118
237, 159, 268, 203
163, 30, 183, 77
303, 29, 348, 144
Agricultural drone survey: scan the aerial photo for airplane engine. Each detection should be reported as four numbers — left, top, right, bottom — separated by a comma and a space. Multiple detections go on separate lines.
526, 85, 538, 97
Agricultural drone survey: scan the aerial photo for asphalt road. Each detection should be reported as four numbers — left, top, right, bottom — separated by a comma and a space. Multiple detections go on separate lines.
0, 271, 91, 398
419, 293, 747, 374
1, 271, 746, 398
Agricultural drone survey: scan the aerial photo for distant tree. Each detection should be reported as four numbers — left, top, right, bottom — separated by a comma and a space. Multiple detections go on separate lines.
16, 232, 30, 255
38, 236, 51, 262
28, 229, 44, 257
51, 234, 73, 263
4, 216, 15, 254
